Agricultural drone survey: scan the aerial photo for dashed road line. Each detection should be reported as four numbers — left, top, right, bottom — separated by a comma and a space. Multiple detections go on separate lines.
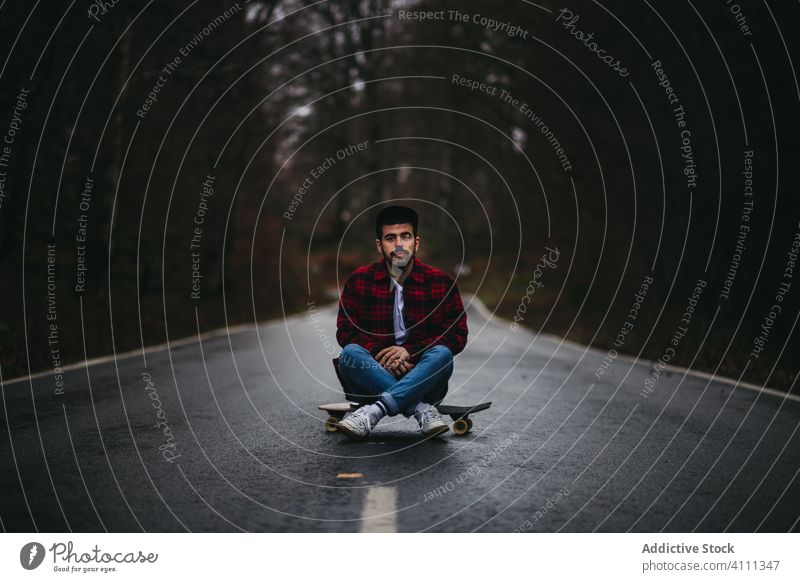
360, 486, 398, 532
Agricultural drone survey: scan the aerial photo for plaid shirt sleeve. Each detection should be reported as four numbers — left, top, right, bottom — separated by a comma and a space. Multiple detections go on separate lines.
402, 277, 468, 363
335, 270, 383, 356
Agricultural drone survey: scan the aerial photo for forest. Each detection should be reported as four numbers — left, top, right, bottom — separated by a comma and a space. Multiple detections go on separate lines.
1, 0, 798, 393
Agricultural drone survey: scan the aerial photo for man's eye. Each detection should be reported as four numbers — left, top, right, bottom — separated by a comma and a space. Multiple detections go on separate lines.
401, 233, 412, 240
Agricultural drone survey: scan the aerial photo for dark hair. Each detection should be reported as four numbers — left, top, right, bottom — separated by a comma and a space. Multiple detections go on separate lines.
375, 205, 418, 239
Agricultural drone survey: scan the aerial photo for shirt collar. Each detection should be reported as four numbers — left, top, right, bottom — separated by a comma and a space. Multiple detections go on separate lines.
373, 257, 425, 285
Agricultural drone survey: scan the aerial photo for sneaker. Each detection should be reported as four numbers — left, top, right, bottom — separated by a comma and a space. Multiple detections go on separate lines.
416, 405, 449, 437
336, 406, 378, 440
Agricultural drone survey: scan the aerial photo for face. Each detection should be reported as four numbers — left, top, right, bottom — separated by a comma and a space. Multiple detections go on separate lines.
376, 223, 420, 273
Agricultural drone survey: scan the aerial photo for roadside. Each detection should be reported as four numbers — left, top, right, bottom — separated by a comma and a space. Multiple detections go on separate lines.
5, 291, 797, 404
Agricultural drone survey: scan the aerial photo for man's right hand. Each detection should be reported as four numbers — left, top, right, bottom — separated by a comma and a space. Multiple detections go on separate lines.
377, 357, 414, 378
390, 360, 414, 378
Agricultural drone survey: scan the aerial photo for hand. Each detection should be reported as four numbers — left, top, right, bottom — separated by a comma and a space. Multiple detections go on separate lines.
376, 346, 412, 377
390, 360, 415, 378
376, 346, 411, 368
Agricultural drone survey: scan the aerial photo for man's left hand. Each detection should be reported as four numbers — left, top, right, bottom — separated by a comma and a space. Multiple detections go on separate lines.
390, 360, 414, 378
376, 346, 411, 368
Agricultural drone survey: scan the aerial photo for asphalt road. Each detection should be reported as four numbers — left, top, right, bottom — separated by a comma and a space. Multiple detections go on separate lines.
2, 297, 799, 532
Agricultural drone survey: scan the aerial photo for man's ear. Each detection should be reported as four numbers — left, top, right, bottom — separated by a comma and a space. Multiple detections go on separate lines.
414, 236, 420, 253
376, 238, 382, 254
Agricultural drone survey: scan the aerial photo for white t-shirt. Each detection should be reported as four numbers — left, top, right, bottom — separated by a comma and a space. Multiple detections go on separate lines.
390, 278, 407, 345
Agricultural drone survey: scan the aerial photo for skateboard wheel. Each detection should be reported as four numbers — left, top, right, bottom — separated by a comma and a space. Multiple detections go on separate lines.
466, 418, 473, 431
325, 416, 339, 432
453, 418, 469, 435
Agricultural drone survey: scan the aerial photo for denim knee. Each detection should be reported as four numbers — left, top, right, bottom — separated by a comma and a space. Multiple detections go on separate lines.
425, 344, 453, 361
339, 343, 369, 369
423, 345, 453, 367
341, 343, 369, 357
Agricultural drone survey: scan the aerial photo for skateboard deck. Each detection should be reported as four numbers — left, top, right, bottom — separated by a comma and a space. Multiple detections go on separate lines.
318, 401, 492, 435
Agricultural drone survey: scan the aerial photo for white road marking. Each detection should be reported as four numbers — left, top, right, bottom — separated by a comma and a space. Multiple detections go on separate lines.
360, 486, 398, 533
462, 293, 800, 404
1, 323, 255, 386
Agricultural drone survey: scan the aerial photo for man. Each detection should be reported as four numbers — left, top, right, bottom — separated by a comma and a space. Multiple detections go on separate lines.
335, 205, 468, 440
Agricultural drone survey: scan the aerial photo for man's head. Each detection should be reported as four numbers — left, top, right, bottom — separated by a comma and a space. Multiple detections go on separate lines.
375, 205, 420, 275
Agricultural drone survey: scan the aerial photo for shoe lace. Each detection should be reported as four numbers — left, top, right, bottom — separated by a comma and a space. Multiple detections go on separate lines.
351, 407, 372, 431
421, 407, 440, 426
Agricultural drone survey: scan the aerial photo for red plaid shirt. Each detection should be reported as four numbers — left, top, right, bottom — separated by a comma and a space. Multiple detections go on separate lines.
336, 258, 468, 362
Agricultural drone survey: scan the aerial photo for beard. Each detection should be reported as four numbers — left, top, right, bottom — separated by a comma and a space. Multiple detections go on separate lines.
384, 247, 414, 278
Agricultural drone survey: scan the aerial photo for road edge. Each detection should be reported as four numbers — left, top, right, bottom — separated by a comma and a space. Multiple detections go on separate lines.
4, 294, 798, 404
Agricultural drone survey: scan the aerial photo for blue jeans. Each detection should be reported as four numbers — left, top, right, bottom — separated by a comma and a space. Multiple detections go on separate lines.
337, 343, 453, 416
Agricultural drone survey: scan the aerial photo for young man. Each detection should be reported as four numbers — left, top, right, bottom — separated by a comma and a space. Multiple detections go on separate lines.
334, 205, 468, 439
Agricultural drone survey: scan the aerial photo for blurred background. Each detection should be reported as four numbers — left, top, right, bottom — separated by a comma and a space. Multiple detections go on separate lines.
1, 0, 798, 391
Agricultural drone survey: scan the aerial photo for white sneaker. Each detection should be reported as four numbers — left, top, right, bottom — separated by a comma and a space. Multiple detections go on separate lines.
336, 406, 379, 440
415, 405, 449, 437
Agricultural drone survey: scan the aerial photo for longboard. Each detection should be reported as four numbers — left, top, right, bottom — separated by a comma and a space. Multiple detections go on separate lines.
318, 401, 492, 435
